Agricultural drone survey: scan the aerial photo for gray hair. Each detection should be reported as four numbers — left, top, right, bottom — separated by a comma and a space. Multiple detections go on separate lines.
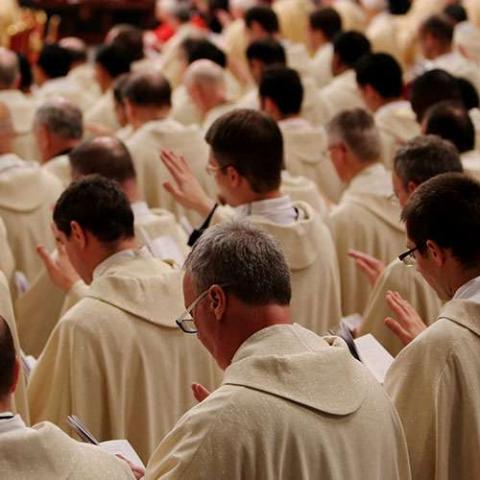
34, 98, 83, 139
184, 220, 291, 305
184, 59, 226, 91
0, 48, 19, 89
327, 108, 381, 163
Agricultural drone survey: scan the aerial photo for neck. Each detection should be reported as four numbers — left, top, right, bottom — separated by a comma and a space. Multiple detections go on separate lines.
131, 106, 170, 130
278, 112, 301, 122
202, 94, 227, 115
238, 188, 283, 206
430, 44, 452, 59
122, 178, 141, 203
374, 96, 403, 112
347, 159, 378, 184
44, 139, 79, 163
448, 267, 480, 299
0, 396, 12, 413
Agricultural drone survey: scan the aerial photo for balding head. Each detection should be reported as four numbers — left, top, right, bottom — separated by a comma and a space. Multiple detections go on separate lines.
0, 48, 19, 90
0, 316, 17, 407
184, 60, 227, 113
69, 136, 136, 184
59, 37, 88, 65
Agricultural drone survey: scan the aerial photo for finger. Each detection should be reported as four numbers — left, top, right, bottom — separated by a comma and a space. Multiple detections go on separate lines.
348, 249, 372, 262
384, 316, 412, 345
163, 181, 184, 200
191, 383, 210, 402
36, 245, 57, 273
161, 151, 186, 182
386, 291, 410, 318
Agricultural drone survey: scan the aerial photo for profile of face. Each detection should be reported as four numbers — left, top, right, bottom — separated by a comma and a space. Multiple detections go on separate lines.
207, 152, 244, 207
391, 171, 415, 208
419, 32, 437, 60
327, 136, 349, 182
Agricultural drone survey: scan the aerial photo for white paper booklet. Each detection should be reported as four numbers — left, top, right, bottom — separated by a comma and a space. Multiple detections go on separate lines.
101, 440, 145, 469
354, 334, 394, 384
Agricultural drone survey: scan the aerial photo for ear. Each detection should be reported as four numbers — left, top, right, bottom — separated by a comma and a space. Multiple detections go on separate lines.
426, 239, 447, 267
9, 358, 19, 394
125, 100, 135, 122
226, 165, 242, 188
208, 285, 228, 321
70, 221, 87, 249
406, 180, 418, 195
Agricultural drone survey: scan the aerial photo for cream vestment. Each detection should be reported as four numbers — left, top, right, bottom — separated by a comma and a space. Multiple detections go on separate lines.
28, 250, 221, 463
0, 419, 134, 479
385, 286, 480, 480
328, 163, 405, 316
310, 43, 334, 88
374, 100, 420, 169
42, 153, 71, 188
319, 69, 367, 123
0, 154, 63, 282
15, 204, 189, 358
360, 259, 442, 357
279, 117, 344, 203
126, 117, 213, 225
84, 89, 120, 132
146, 323, 411, 479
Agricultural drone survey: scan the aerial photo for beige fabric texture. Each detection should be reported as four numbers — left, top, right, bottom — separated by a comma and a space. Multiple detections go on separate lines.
42, 154, 71, 188
27, 250, 221, 463
0, 156, 63, 282
385, 299, 480, 480
360, 258, 442, 357
328, 163, 405, 316
84, 90, 120, 132
146, 323, 411, 480
0, 421, 134, 479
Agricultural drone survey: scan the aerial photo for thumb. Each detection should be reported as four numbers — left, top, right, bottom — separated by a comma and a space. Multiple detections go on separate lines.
191, 383, 211, 403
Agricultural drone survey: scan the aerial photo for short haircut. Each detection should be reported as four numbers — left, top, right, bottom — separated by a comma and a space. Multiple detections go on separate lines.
107, 24, 144, 63
205, 109, 283, 193
95, 44, 131, 80
246, 39, 286, 66
443, 4, 468, 24
244, 6, 279, 34
355, 53, 403, 99
35, 98, 83, 139
184, 220, 291, 305
0, 48, 19, 89
123, 71, 171, 108
0, 317, 16, 399
184, 59, 225, 90
457, 77, 479, 110
388, 0, 411, 15
410, 69, 462, 122
327, 108, 381, 163
17, 53, 32, 91
394, 135, 463, 188
182, 38, 226, 68
419, 14, 454, 46
259, 66, 303, 115
112, 73, 131, 105
69, 137, 136, 182
59, 37, 88, 63
309, 7, 342, 40
424, 101, 475, 153
37, 44, 72, 79
333, 31, 371, 69
402, 173, 480, 268
53, 175, 134, 243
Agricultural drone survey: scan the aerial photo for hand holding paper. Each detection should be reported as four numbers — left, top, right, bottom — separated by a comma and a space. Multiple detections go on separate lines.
384, 290, 427, 345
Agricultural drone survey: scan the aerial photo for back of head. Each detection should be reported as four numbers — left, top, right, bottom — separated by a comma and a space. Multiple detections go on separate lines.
106, 24, 144, 63
205, 109, 283, 193
355, 53, 403, 99
123, 71, 171, 108
37, 44, 73, 79
259, 65, 303, 116
16, 53, 32, 93
53, 175, 134, 244
185, 59, 225, 90
69, 136, 136, 183
182, 38, 227, 68
327, 108, 381, 163
184, 220, 291, 305
0, 316, 15, 404
333, 31, 371, 69
394, 135, 463, 188
59, 37, 88, 64
457, 77, 479, 110
244, 6, 279, 34
246, 39, 287, 66
424, 101, 475, 153
443, 4, 467, 25
35, 98, 83, 140
309, 7, 342, 40
112, 73, 131, 105
95, 44, 132, 80
0, 48, 19, 89
410, 69, 462, 122
402, 173, 480, 268
388, 0, 411, 15
419, 14, 454, 46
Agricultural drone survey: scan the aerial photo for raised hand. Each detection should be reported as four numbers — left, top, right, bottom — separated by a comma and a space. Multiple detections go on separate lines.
191, 383, 211, 403
161, 149, 214, 216
348, 249, 385, 286
384, 290, 427, 346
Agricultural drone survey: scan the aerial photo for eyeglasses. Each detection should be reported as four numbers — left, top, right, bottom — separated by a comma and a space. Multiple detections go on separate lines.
398, 246, 418, 266
175, 284, 230, 334
205, 163, 232, 176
